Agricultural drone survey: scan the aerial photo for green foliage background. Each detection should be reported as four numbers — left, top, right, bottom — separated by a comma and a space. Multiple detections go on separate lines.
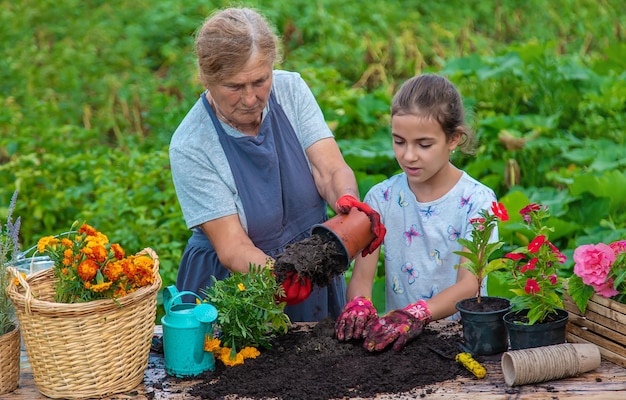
1, 0, 625, 312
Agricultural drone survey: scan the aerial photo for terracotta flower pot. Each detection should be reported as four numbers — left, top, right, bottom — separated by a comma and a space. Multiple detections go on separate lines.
311, 207, 376, 268
0, 326, 20, 395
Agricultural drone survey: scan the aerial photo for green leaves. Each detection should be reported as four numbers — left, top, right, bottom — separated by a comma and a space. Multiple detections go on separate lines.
204, 265, 291, 354
566, 275, 595, 314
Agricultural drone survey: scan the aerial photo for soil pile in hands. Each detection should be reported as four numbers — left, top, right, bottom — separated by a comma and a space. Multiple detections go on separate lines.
273, 233, 347, 287
188, 318, 470, 399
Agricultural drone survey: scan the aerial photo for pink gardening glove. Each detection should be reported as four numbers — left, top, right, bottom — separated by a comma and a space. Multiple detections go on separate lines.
364, 299, 432, 352
335, 195, 386, 257
335, 296, 378, 341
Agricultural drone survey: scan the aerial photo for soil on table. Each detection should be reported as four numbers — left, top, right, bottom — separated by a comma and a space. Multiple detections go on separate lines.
186, 318, 473, 399
273, 233, 348, 287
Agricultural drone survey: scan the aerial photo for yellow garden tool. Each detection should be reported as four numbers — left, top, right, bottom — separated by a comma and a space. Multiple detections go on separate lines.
428, 344, 487, 379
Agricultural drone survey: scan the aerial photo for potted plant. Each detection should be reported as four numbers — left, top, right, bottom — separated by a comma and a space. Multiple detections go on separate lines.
502, 203, 569, 350
454, 201, 512, 355
0, 191, 21, 395
202, 265, 291, 367
564, 239, 626, 366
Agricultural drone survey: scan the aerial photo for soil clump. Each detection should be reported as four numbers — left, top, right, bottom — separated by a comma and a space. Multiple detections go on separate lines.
273, 233, 347, 287
187, 318, 471, 399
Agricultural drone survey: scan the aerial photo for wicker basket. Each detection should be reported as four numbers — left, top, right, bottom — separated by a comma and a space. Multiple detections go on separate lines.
0, 326, 20, 395
6, 248, 161, 399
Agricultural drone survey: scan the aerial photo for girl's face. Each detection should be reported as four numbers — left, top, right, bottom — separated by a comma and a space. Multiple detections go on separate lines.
391, 114, 459, 190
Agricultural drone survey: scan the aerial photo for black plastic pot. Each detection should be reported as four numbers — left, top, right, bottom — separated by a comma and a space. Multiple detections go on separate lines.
503, 308, 569, 350
455, 296, 513, 356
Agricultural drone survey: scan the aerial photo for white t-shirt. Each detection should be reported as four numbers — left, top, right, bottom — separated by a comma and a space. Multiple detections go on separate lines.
365, 171, 498, 315
169, 70, 333, 230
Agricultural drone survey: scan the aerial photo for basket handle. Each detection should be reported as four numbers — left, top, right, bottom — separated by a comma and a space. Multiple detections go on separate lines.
7, 266, 35, 315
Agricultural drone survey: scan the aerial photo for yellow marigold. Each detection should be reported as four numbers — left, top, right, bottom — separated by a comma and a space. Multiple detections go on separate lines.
61, 238, 73, 247
90, 281, 113, 293
240, 347, 260, 359
13, 272, 27, 286
77, 259, 99, 281
37, 236, 59, 253
238, 283, 246, 291
204, 337, 222, 352
218, 347, 245, 367
111, 243, 125, 260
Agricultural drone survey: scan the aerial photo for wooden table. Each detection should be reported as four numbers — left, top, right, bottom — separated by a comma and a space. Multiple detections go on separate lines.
6, 322, 626, 399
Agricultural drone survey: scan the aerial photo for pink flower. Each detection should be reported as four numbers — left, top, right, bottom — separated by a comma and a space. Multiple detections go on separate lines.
594, 279, 619, 298
573, 243, 615, 288
609, 240, 626, 255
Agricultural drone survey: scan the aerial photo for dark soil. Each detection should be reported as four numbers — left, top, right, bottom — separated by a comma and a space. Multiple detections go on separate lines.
456, 296, 511, 313
273, 233, 348, 287
186, 318, 473, 400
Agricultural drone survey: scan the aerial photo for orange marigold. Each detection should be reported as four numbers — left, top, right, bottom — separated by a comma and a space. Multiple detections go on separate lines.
77, 259, 99, 281
111, 243, 125, 260
204, 338, 222, 352
218, 347, 245, 367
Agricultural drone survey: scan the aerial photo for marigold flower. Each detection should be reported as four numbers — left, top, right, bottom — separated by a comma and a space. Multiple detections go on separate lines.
240, 347, 261, 359
77, 259, 99, 281
13, 272, 27, 286
111, 243, 125, 260
78, 223, 98, 237
204, 337, 222, 352
238, 283, 246, 291
37, 236, 59, 253
219, 347, 245, 367
90, 281, 113, 292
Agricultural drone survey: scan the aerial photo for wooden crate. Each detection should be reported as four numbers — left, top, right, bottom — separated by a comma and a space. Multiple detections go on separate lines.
563, 292, 626, 368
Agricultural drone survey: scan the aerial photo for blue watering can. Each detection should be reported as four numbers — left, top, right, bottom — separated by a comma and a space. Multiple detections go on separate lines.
160, 285, 218, 377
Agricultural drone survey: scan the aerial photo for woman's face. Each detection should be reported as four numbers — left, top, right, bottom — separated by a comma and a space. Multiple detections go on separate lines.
207, 54, 273, 129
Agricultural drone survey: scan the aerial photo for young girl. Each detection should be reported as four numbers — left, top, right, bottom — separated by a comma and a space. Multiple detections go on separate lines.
335, 74, 498, 351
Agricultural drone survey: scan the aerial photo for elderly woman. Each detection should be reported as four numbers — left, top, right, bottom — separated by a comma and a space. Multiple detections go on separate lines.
169, 7, 380, 321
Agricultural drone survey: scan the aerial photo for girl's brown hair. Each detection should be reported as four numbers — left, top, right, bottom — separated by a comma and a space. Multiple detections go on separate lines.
391, 74, 476, 154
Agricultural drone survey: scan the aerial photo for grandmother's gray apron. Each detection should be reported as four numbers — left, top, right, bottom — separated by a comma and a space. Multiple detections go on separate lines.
176, 91, 346, 322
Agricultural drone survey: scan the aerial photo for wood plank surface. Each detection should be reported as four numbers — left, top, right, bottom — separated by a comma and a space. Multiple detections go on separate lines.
5, 322, 626, 400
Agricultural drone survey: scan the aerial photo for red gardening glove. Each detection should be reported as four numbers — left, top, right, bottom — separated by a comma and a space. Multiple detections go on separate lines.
335, 296, 378, 341
275, 270, 312, 306
335, 195, 386, 256
364, 299, 432, 352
